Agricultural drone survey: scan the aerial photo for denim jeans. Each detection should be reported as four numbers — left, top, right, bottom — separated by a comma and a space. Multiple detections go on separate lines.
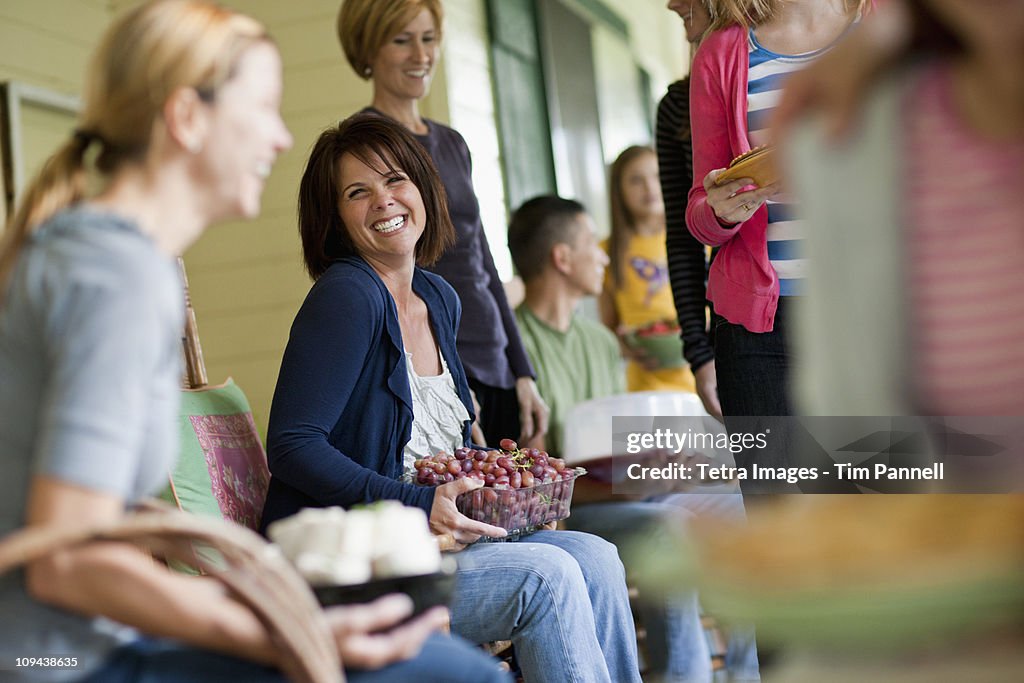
75, 633, 509, 683
653, 490, 760, 682
714, 301, 794, 493
566, 488, 760, 683
450, 530, 642, 683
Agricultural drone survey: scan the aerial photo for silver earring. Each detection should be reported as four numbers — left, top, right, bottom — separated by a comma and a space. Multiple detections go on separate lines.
364, 66, 372, 77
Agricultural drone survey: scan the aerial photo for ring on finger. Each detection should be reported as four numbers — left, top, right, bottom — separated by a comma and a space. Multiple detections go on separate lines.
742, 202, 753, 212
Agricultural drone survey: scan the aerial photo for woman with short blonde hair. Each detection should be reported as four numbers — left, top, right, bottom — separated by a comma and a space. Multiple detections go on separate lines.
336, 0, 443, 79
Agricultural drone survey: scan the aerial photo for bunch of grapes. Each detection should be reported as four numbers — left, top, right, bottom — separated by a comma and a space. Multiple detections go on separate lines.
413, 438, 572, 489
412, 439, 582, 532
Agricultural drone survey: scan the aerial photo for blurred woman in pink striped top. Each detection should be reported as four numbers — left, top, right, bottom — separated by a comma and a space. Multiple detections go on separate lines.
783, 0, 1024, 417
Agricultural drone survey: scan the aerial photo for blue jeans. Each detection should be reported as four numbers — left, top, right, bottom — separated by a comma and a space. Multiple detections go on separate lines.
566, 488, 760, 683
450, 530, 642, 683
76, 633, 509, 683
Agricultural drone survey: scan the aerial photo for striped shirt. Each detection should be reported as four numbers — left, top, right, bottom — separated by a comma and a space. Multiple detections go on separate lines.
746, 30, 835, 296
907, 65, 1024, 416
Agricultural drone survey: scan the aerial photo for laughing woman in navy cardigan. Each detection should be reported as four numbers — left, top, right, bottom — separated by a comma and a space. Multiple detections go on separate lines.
261, 114, 641, 683
336, 0, 548, 447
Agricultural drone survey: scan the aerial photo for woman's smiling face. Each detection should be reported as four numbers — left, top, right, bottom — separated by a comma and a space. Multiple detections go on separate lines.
370, 8, 438, 103
195, 42, 292, 222
336, 151, 426, 266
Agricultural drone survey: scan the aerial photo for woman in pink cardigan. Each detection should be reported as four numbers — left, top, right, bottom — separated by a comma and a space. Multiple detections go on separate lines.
686, 0, 867, 489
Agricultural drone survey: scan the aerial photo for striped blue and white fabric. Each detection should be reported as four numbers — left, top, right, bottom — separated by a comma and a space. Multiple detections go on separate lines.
746, 30, 831, 296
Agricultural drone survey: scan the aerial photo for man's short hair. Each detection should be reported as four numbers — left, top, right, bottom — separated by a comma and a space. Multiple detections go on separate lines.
508, 195, 587, 282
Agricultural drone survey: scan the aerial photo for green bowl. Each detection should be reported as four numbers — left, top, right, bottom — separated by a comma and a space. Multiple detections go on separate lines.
626, 331, 685, 369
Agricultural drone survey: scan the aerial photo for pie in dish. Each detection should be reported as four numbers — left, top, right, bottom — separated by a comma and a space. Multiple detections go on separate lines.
714, 145, 778, 188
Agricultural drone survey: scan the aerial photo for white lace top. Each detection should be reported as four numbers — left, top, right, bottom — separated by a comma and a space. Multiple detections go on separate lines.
403, 350, 470, 474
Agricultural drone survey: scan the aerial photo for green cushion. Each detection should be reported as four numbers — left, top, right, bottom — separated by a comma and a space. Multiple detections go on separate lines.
160, 378, 270, 532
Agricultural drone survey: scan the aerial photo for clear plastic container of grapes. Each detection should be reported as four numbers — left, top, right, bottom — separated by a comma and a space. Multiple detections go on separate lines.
455, 469, 586, 541
405, 457, 587, 542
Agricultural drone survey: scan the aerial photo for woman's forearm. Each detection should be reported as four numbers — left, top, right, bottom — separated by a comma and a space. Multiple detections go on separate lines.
25, 477, 281, 666
27, 542, 281, 666
598, 288, 619, 332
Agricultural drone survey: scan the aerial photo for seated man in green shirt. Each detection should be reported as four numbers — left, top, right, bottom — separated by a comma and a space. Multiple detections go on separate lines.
508, 195, 759, 683
509, 195, 623, 459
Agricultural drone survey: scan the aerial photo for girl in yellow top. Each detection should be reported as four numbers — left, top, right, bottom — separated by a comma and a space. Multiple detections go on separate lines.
600, 145, 696, 393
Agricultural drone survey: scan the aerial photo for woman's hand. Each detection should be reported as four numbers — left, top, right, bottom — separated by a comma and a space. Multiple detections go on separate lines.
615, 326, 660, 371
703, 171, 780, 225
324, 595, 448, 669
429, 477, 507, 549
468, 388, 487, 446
515, 376, 549, 445
693, 360, 723, 423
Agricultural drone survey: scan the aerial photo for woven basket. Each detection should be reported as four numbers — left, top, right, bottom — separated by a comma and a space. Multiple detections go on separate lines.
0, 499, 342, 683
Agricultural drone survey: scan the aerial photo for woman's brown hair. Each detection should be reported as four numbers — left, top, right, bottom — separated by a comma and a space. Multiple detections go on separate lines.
607, 146, 658, 288
298, 113, 454, 280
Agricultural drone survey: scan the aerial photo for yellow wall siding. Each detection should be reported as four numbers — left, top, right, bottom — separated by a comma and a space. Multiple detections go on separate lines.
0, 1, 106, 194
183, 1, 366, 431
0, 0, 107, 91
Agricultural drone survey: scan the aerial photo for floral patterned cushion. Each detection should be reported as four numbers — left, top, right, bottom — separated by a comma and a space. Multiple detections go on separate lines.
161, 378, 270, 531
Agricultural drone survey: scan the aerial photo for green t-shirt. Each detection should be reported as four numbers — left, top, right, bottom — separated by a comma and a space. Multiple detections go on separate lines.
515, 304, 625, 458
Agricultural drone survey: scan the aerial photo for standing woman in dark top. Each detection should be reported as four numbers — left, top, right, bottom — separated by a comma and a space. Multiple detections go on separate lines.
337, 0, 548, 446
661, 0, 721, 420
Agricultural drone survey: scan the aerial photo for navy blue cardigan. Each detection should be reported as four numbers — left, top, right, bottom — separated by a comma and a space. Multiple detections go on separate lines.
260, 256, 475, 530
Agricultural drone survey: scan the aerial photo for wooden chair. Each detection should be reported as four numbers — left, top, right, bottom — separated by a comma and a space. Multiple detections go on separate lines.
179, 257, 208, 390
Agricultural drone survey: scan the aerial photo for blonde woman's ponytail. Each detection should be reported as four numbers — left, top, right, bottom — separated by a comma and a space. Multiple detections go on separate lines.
0, 132, 92, 294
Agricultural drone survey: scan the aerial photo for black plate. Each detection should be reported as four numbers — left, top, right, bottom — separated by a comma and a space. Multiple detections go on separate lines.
312, 556, 458, 618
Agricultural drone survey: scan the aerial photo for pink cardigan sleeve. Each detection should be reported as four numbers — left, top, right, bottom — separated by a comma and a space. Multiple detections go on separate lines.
686, 29, 746, 247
